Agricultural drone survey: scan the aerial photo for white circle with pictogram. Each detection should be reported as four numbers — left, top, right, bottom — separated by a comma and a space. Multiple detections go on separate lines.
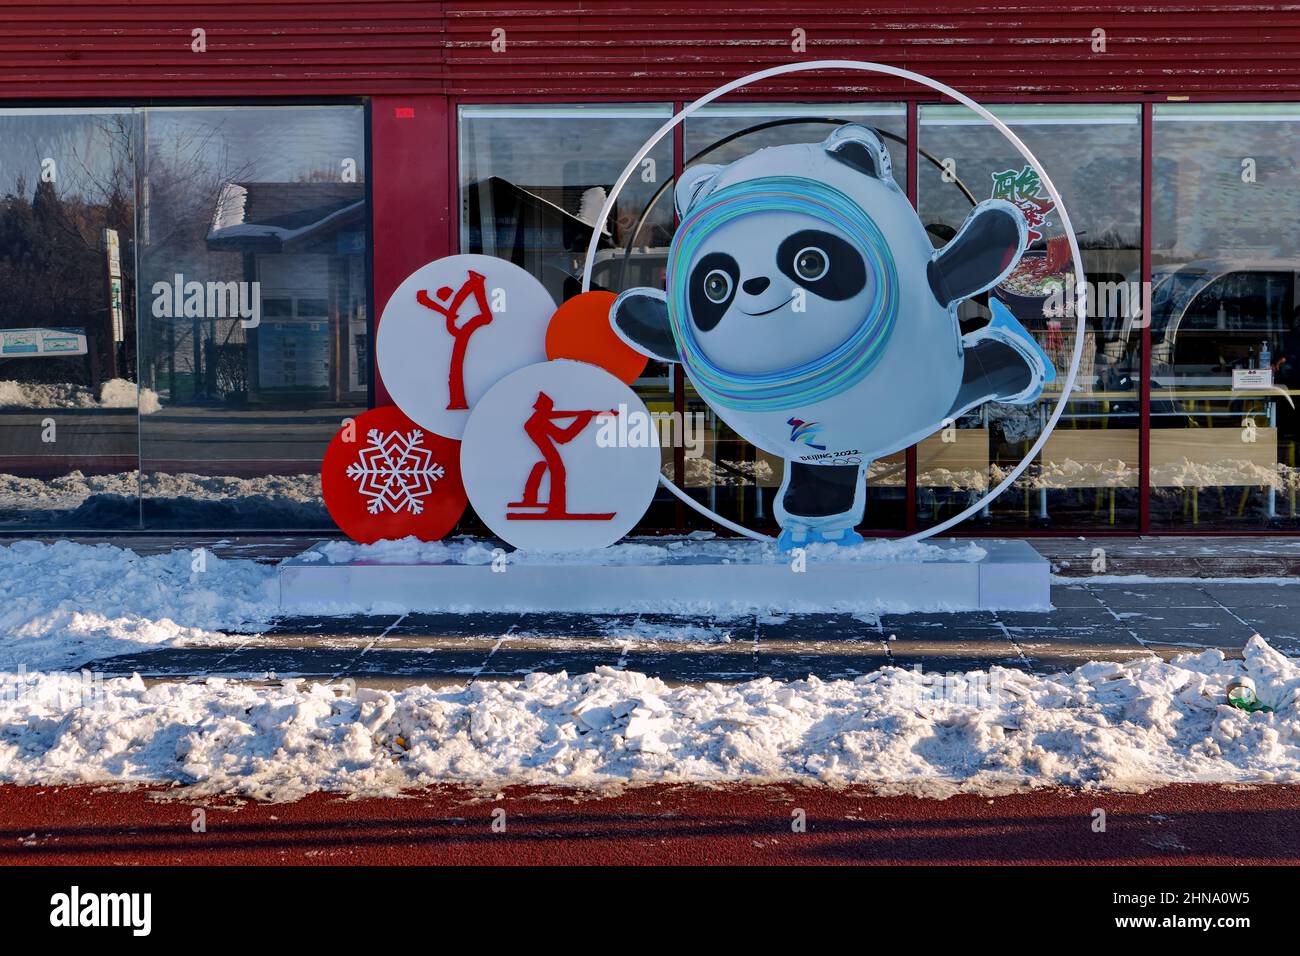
376, 254, 554, 440
461, 359, 661, 551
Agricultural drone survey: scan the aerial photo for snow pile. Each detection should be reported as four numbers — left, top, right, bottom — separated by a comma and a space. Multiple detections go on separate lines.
678, 456, 775, 487
0, 541, 277, 671
1151, 456, 1285, 491
98, 378, 162, 414
0, 378, 160, 413
0, 470, 322, 512
1, 636, 1297, 799
0, 472, 325, 530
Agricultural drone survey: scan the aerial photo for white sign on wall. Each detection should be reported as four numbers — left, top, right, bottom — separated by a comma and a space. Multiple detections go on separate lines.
0, 327, 88, 357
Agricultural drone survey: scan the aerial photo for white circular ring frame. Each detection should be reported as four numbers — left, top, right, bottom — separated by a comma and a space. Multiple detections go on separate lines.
580, 60, 1088, 544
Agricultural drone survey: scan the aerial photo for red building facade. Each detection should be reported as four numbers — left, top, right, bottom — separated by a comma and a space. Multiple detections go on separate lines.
1, 2, 1298, 536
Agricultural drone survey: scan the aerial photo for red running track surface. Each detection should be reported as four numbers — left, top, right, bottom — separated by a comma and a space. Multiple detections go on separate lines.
3, 783, 1298, 866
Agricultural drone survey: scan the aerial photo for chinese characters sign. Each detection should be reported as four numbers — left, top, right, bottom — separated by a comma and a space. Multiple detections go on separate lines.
991, 165, 1054, 243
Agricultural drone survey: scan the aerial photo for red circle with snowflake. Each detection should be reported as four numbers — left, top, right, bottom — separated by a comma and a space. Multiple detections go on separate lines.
321, 405, 467, 543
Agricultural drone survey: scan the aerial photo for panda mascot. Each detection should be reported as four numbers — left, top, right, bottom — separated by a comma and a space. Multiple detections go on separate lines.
610, 125, 1056, 549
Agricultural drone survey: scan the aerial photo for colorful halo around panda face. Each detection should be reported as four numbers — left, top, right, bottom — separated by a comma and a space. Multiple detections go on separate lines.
666, 176, 899, 413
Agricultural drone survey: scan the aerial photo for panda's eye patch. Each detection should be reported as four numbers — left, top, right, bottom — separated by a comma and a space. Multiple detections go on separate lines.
688, 252, 739, 332
777, 229, 867, 301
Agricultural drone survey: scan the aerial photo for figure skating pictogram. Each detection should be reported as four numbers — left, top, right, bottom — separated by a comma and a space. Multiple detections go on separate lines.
416, 269, 493, 410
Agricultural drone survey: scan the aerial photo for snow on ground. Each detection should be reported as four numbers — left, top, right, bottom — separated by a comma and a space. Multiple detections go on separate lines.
2, 539, 1300, 799
1, 637, 1298, 800
0, 540, 277, 671
313, 533, 987, 567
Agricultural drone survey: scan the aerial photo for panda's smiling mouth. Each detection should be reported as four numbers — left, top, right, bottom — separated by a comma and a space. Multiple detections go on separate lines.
738, 295, 795, 317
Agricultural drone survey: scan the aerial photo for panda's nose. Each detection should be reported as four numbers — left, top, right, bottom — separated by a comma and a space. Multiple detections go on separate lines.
742, 276, 770, 295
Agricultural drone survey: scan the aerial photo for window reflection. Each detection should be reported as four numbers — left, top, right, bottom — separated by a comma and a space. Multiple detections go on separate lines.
918, 104, 1143, 530
458, 104, 680, 529
0, 109, 139, 529
138, 106, 368, 529
1152, 104, 1300, 528
459, 104, 675, 302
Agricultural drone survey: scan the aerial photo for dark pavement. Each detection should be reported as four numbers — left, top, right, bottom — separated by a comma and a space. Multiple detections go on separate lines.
4, 782, 1298, 866
81, 580, 1300, 686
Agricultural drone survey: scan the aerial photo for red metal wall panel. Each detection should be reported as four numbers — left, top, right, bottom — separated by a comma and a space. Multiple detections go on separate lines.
1, 2, 1297, 101
370, 94, 451, 406
440, 1, 1300, 100
0, 0, 443, 98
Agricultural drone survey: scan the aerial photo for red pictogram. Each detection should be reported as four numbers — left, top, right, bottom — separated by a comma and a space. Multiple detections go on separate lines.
507, 391, 617, 521
416, 269, 493, 411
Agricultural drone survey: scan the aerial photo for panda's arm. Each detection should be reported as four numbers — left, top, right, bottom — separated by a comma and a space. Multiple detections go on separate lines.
610, 288, 678, 363
928, 199, 1027, 307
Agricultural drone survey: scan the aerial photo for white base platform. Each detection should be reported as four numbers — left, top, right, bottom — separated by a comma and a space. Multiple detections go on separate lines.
278, 539, 1051, 614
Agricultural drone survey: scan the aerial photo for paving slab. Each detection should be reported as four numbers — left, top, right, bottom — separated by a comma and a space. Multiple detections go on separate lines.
1083, 584, 1220, 609
886, 635, 1023, 673
261, 615, 403, 638
346, 647, 493, 679
1198, 583, 1300, 609
756, 614, 877, 642
1232, 607, 1300, 638
92, 647, 363, 679
879, 611, 1001, 629
385, 612, 520, 637
997, 607, 1115, 629
759, 651, 888, 681
1046, 585, 1106, 608
620, 648, 758, 684
1138, 642, 1247, 661
509, 613, 641, 638
1009, 628, 1146, 651
478, 646, 621, 677
1120, 605, 1251, 631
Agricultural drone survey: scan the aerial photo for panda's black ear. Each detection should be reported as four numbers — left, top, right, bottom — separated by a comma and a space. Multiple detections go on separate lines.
928, 199, 1028, 307
675, 164, 722, 219
610, 288, 678, 363
823, 125, 891, 180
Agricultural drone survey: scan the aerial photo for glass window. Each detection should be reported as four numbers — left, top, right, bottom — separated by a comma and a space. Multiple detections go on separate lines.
682, 103, 909, 533
459, 104, 675, 301
458, 104, 681, 529
918, 104, 1143, 531
1151, 103, 1300, 529
137, 105, 368, 529
0, 109, 139, 530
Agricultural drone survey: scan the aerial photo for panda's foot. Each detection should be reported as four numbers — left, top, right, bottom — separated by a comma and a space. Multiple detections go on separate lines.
961, 299, 1057, 406
820, 527, 865, 546
776, 524, 863, 550
776, 526, 809, 552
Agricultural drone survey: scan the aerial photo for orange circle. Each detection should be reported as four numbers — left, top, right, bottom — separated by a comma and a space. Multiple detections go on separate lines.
545, 290, 649, 385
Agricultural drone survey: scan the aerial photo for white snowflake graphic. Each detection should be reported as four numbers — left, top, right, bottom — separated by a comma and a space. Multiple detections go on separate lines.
346, 428, 445, 515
